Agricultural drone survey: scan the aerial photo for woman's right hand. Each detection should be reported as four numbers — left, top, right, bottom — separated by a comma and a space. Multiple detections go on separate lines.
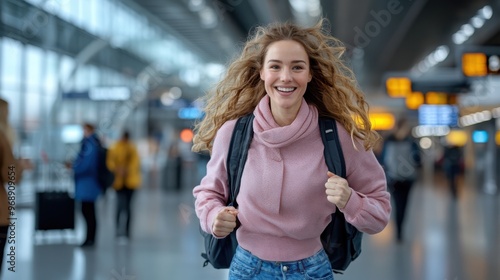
212, 206, 239, 238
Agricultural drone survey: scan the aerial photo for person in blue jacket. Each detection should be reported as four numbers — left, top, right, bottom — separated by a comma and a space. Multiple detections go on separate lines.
72, 123, 102, 247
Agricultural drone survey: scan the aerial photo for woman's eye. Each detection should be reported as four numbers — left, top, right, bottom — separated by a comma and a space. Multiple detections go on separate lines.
270, 65, 280, 69
293, 66, 304, 70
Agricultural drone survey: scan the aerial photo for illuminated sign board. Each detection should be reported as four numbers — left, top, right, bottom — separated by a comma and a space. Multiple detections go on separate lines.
472, 130, 488, 143
460, 46, 500, 77
89, 87, 130, 101
178, 107, 204, 120
418, 104, 459, 127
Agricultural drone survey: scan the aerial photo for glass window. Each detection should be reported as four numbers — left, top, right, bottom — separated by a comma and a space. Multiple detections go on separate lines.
96, 0, 112, 38
25, 45, 43, 90
88, 65, 99, 88
25, 0, 44, 6
43, 50, 59, 117
1, 38, 23, 127
25, 45, 44, 131
88, 0, 100, 35
76, 0, 87, 29
59, 55, 75, 91
56, 0, 74, 23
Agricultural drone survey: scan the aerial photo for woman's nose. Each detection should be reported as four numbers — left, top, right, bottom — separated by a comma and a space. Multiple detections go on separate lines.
280, 69, 292, 82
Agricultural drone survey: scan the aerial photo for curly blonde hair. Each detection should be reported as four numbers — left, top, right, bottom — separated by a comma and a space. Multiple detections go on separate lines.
192, 19, 380, 152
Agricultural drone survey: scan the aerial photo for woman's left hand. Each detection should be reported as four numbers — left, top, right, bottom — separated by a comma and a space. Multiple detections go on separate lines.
325, 171, 352, 209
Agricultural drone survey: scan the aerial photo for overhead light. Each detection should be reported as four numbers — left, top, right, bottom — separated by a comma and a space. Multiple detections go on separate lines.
205, 63, 225, 79
479, 5, 493, 20
461, 23, 474, 37
417, 62, 430, 73
180, 69, 201, 87
433, 45, 449, 62
168, 87, 182, 99
188, 0, 205, 12
307, 0, 322, 17
161, 92, 174, 106
471, 16, 485, 28
415, 45, 450, 73
426, 54, 437, 65
289, 0, 308, 13
289, 0, 322, 26
199, 7, 217, 28
489, 55, 500, 72
452, 32, 467, 45
419, 137, 433, 149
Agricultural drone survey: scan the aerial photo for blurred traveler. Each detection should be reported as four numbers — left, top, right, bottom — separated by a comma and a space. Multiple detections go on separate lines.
192, 19, 391, 278
0, 99, 15, 146
72, 123, 102, 247
168, 140, 183, 192
0, 98, 23, 276
106, 131, 141, 240
381, 117, 421, 242
443, 144, 462, 198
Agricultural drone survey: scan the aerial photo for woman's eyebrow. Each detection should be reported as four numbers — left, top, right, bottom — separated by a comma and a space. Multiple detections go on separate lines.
266, 59, 307, 64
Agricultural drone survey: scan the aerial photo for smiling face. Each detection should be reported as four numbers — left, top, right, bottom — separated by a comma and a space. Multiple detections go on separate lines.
260, 40, 312, 123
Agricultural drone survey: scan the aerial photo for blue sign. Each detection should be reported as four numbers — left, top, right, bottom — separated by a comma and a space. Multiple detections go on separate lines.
472, 130, 488, 143
418, 105, 459, 127
62, 91, 89, 99
178, 107, 204, 120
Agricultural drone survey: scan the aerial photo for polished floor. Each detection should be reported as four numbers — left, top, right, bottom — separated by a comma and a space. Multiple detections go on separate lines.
1, 167, 499, 280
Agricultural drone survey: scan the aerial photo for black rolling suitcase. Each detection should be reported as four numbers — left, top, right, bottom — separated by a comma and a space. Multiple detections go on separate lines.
35, 161, 76, 233
35, 191, 75, 231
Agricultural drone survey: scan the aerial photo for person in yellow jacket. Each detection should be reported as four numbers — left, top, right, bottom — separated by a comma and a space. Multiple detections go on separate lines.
106, 131, 141, 240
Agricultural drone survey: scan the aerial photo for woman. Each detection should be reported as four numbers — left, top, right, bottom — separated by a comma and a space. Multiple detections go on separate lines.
192, 19, 391, 279
72, 123, 102, 247
106, 131, 141, 240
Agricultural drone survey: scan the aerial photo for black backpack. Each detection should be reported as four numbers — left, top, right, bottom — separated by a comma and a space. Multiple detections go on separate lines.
201, 113, 363, 274
97, 145, 115, 192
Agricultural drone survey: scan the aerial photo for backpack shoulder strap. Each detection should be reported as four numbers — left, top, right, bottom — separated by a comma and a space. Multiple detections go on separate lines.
319, 118, 346, 178
226, 113, 255, 208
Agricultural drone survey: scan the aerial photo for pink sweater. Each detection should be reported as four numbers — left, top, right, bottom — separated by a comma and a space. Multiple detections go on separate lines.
193, 96, 391, 261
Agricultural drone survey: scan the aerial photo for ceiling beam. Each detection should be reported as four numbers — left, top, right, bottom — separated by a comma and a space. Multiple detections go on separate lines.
376, 0, 429, 70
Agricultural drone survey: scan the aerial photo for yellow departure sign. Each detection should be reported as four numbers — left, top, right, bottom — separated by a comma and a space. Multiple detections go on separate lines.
406, 92, 424, 110
386, 77, 412, 98
462, 53, 487, 76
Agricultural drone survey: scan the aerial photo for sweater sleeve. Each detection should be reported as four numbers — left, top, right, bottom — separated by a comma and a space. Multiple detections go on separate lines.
193, 120, 237, 235
337, 125, 392, 234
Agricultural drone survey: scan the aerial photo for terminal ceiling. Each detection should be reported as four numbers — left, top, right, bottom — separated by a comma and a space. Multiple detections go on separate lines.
127, 0, 500, 109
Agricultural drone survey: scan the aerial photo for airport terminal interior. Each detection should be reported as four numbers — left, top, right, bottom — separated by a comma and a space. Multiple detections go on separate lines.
1, 0, 500, 279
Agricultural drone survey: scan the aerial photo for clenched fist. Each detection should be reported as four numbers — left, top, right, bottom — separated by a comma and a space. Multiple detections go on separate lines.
212, 206, 239, 238
325, 171, 352, 209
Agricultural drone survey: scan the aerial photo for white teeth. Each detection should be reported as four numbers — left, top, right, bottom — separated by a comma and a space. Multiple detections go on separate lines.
277, 87, 295, 92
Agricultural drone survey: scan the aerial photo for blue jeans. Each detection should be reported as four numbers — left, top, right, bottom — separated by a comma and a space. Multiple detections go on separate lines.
229, 246, 334, 280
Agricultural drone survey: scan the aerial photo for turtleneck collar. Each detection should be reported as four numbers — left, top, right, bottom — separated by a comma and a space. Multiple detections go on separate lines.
252, 95, 318, 149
